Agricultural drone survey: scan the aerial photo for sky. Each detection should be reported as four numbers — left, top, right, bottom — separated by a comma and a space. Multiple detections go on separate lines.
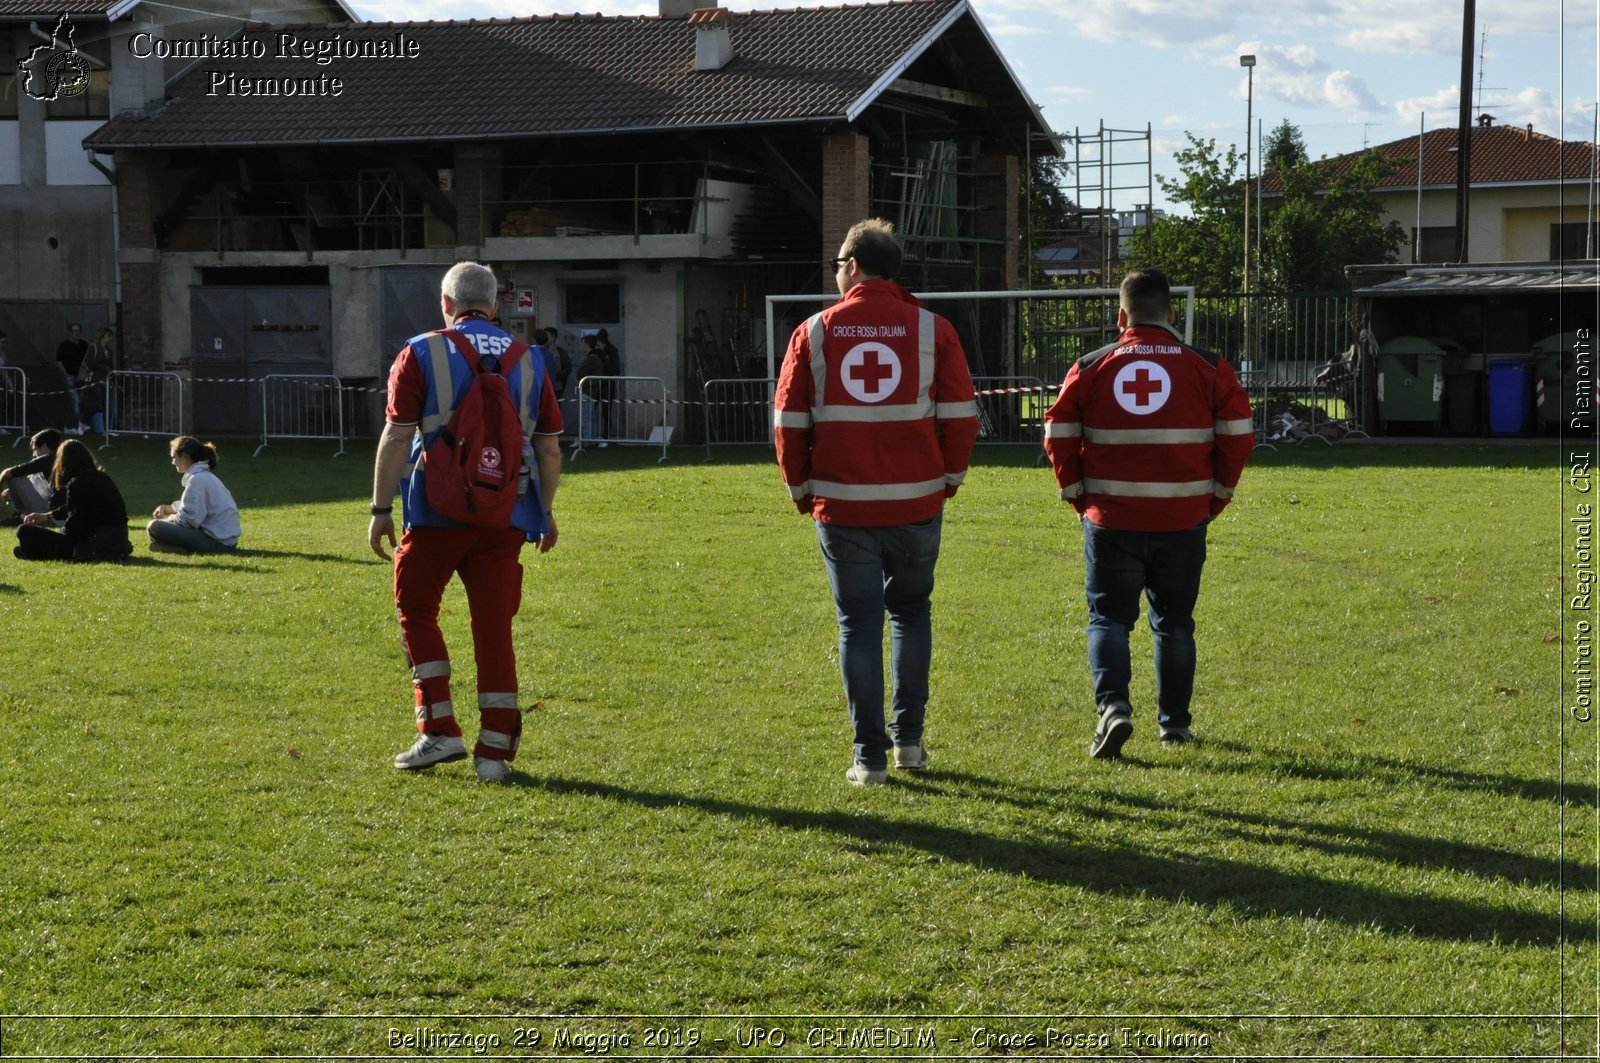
344, 0, 1600, 214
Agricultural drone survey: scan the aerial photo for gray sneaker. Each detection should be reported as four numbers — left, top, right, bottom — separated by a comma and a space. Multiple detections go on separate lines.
1159, 726, 1194, 745
893, 744, 928, 770
845, 762, 888, 787
1089, 707, 1133, 759
474, 755, 509, 783
393, 734, 467, 770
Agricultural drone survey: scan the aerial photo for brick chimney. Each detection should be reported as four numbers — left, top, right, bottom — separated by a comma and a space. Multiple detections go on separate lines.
688, 5, 734, 71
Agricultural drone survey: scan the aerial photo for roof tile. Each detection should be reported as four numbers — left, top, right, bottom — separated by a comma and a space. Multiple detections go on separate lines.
90, 0, 994, 149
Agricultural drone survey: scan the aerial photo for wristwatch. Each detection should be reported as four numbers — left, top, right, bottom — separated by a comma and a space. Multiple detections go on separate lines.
370, 504, 393, 516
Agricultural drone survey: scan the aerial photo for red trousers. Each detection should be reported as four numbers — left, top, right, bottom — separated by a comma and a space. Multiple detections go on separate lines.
394, 525, 526, 761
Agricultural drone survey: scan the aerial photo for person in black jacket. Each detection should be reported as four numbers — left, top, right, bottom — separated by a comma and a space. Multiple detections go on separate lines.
0, 428, 66, 526
15, 439, 132, 561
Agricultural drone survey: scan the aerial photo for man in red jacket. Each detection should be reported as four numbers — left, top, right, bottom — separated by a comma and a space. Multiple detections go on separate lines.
1044, 269, 1253, 758
775, 219, 979, 786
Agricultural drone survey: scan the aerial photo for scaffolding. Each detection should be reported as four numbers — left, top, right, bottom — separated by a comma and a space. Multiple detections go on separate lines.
1051, 122, 1155, 284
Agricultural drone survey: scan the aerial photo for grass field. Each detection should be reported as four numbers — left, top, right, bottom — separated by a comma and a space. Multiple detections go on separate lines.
0, 437, 1590, 1058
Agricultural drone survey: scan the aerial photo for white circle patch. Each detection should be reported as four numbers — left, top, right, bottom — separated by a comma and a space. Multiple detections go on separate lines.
1113, 360, 1171, 415
840, 342, 902, 403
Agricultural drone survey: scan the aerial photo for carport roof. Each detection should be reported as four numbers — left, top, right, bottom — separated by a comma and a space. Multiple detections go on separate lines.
1354, 263, 1600, 295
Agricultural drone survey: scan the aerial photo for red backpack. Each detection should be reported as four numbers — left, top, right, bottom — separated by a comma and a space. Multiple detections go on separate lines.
420, 328, 535, 529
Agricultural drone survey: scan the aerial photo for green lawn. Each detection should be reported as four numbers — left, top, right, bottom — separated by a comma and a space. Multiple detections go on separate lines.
0, 438, 1589, 1058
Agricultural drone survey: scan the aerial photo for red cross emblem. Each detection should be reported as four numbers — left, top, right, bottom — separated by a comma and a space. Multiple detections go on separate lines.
840, 343, 902, 403
1113, 360, 1171, 414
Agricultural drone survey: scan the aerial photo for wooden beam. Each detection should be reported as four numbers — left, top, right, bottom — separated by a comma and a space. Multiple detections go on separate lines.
889, 77, 986, 108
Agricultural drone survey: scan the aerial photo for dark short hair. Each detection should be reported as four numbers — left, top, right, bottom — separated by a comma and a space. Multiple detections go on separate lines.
1120, 268, 1172, 322
51, 438, 99, 491
840, 218, 902, 280
31, 428, 64, 452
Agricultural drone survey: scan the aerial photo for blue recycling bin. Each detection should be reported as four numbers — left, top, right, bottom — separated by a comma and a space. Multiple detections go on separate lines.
1486, 357, 1535, 435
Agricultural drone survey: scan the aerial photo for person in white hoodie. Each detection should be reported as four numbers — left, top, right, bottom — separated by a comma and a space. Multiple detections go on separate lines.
147, 436, 242, 554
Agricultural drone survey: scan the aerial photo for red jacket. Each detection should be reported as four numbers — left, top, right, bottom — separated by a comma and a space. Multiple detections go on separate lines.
775, 279, 979, 526
1044, 322, 1253, 531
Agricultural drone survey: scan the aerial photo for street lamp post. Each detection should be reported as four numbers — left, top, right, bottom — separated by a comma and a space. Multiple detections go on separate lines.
1240, 54, 1256, 369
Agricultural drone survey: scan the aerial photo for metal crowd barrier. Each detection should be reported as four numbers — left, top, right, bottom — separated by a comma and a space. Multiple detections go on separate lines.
0, 366, 26, 446
702, 377, 775, 460
102, 371, 185, 449
571, 375, 671, 463
255, 374, 347, 457
972, 375, 1049, 445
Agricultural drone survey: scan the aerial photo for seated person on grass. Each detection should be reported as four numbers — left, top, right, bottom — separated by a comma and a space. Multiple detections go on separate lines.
15, 439, 132, 562
0, 428, 66, 527
147, 436, 241, 555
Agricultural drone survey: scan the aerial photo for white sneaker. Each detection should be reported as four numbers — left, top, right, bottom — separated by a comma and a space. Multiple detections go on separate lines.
893, 744, 927, 770
475, 756, 509, 783
845, 762, 887, 787
393, 734, 466, 770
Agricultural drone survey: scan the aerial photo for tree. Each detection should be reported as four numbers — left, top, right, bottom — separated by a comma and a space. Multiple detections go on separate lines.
1258, 141, 1406, 292
1124, 133, 1244, 292
1263, 119, 1308, 175
1126, 124, 1404, 293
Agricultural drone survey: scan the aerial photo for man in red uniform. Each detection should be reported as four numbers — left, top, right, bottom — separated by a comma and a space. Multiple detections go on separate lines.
368, 261, 564, 783
1044, 268, 1253, 758
775, 218, 979, 786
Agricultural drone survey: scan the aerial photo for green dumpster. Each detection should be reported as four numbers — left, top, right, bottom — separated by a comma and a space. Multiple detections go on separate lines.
1376, 336, 1446, 431
1531, 331, 1582, 432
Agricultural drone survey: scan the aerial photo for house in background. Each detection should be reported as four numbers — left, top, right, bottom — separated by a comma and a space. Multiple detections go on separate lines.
1262, 114, 1600, 265
0, 0, 352, 383
82, 0, 1055, 436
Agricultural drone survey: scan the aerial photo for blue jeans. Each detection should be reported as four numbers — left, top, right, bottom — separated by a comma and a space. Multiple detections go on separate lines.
1081, 517, 1208, 729
816, 514, 942, 770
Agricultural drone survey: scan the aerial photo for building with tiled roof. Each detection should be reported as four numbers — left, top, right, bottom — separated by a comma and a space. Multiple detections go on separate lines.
1261, 114, 1600, 265
45, 0, 1055, 437
0, 0, 353, 415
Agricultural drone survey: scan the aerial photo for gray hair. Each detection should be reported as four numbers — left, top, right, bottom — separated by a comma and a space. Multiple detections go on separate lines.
441, 261, 498, 310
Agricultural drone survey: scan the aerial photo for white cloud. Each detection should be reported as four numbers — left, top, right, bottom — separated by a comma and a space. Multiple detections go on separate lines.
978, 0, 1242, 48
1392, 85, 1460, 123
1480, 86, 1565, 134
1234, 42, 1383, 114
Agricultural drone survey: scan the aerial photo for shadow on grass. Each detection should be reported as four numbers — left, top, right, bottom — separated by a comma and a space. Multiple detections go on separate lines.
231, 547, 366, 565
519, 773, 1564, 945
1199, 739, 1590, 808
904, 767, 1592, 892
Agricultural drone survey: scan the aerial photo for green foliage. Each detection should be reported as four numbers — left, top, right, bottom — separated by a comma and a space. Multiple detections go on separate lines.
0, 440, 1586, 1057
1127, 133, 1245, 292
1263, 118, 1308, 174
1261, 145, 1408, 292
1129, 124, 1404, 293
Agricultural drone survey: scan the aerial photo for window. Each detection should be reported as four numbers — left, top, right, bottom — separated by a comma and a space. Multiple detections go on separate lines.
1415, 226, 1456, 262
1551, 222, 1600, 260
563, 283, 620, 324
